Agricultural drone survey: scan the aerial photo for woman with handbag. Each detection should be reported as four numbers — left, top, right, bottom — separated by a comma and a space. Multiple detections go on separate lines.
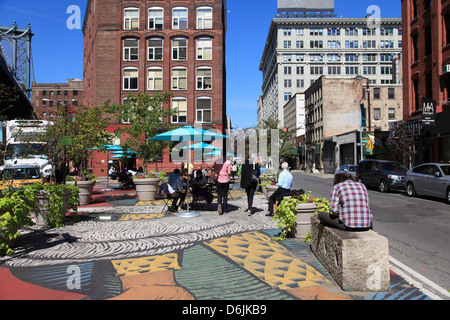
240, 155, 261, 216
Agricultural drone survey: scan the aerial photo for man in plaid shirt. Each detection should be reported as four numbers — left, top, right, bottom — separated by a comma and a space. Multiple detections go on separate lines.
319, 173, 373, 231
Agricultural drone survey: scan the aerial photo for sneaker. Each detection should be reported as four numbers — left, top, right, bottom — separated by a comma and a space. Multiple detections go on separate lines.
265, 212, 273, 217
218, 204, 223, 215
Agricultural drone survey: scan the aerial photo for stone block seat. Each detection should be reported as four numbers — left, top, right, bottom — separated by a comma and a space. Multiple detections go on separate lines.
310, 215, 390, 292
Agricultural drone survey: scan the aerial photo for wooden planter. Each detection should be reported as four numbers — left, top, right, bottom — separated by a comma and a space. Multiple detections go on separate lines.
134, 178, 161, 201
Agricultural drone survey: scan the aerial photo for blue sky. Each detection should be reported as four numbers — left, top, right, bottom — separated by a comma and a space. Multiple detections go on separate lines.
0, 0, 401, 129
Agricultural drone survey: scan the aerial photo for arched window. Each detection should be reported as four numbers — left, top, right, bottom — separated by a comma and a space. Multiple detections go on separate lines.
172, 7, 188, 30
197, 7, 212, 29
123, 67, 138, 90
124, 8, 139, 30
147, 67, 163, 90
148, 7, 163, 30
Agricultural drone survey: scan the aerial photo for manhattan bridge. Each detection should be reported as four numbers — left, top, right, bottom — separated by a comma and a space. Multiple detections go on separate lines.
0, 20, 34, 98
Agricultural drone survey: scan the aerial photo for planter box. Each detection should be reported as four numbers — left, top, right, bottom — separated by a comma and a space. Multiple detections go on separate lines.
264, 185, 278, 199
75, 180, 95, 205
33, 190, 71, 227
295, 203, 317, 239
134, 178, 161, 201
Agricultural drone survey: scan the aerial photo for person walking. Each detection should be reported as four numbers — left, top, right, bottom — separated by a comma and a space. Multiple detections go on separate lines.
240, 156, 260, 215
266, 162, 293, 216
214, 156, 231, 215
318, 173, 373, 231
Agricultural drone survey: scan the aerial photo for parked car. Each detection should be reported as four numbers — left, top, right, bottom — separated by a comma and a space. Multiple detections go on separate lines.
335, 165, 357, 180
0, 165, 44, 190
405, 163, 450, 203
355, 159, 408, 192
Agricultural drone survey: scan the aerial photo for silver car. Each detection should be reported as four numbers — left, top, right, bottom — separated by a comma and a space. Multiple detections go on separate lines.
405, 163, 450, 203
335, 165, 357, 180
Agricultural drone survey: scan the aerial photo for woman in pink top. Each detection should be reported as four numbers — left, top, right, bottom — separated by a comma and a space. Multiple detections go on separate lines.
214, 157, 231, 214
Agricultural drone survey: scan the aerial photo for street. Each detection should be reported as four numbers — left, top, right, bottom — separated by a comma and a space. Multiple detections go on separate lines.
292, 171, 450, 299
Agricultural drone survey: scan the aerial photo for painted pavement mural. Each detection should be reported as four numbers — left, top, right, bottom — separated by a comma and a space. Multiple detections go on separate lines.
0, 193, 432, 300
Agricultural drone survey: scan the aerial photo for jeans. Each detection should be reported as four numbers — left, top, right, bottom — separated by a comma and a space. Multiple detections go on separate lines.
318, 211, 373, 231
217, 182, 229, 212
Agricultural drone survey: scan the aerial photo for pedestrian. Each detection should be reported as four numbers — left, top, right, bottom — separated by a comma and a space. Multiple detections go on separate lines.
214, 156, 231, 215
240, 155, 260, 215
266, 162, 293, 216
167, 168, 186, 212
318, 173, 373, 231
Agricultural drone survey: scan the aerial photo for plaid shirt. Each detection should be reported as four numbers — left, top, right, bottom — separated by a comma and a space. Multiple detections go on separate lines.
330, 180, 373, 228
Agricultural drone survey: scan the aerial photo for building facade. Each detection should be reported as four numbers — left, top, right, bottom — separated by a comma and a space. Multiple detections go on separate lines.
82, 0, 227, 174
304, 76, 403, 173
31, 79, 83, 120
259, 17, 402, 126
401, 0, 450, 165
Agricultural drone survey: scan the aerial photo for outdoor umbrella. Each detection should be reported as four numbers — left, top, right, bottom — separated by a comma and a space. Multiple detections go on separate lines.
204, 150, 235, 157
150, 126, 227, 218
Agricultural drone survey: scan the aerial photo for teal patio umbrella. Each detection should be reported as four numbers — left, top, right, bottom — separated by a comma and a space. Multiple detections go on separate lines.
204, 150, 235, 157
150, 126, 227, 218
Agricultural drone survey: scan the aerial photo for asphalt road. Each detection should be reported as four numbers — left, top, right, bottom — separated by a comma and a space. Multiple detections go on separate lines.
292, 171, 450, 300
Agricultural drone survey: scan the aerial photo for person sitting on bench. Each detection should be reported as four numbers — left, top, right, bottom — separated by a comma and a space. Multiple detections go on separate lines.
266, 162, 293, 217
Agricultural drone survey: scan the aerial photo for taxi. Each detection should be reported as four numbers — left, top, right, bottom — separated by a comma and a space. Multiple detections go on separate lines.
0, 165, 44, 190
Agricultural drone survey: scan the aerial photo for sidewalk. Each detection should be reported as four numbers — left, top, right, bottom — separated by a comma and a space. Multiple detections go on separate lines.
0, 177, 434, 301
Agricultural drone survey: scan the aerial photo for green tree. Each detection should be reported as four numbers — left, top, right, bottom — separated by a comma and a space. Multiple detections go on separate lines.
111, 91, 174, 173
259, 117, 297, 164
44, 103, 114, 179
387, 122, 413, 164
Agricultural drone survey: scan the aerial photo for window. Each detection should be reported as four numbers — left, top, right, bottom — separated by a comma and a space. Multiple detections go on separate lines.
147, 68, 162, 90
328, 66, 341, 75
373, 88, 381, 99
374, 108, 381, 121
381, 66, 392, 74
123, 38, 139, 61
412, 35, 419, 62
284, 79, 292, 88
388, 88, 395, 99
363, 54, 377, 62
197, 37, 212, 60
345, 28, 358, 35
148, 8, 163, 30
284, 66, 291, 74
388, 108, 395, 119
345, 40, 358, 48
380, 54, 393, 61
327, 54, 341, 62
123, 68, 138, 90
196, 98, 212, 123
310, 66, 323, 75
197, 7, 212, 29
363, 40, 376, 48
197, 67, 212, 90
310, 40, 323, 48
284, 92, 292, 101
172, 38, 187, 60
172, 67, 187, 90
310, 28, 322, 36
310, 54, 323, 61
345, 54, 358, 62
173, 7, 188, 30
284, 40, 291, 48
172, 98, 187, 123
283, 28, 291, 36
425, 24, 432, 56
296, 66, 304, 74
148, 38, 163, 61
363, 66, 376, 75
124, 8, 139, 30
380, 40, 393, 48
328, 27, 340, 36
327, 40, 340, 48
345, 66, 358, 75
445, 13, 450, 45
296, 40, 303, 48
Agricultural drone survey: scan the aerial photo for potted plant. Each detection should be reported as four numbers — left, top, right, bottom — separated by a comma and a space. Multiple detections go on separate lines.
259, 174, 277, 199
271, 191, 331, 241
26, 183, 80, 228
0, 186, 34, 255
134, 170, 166, 201
74, 172, 97, 205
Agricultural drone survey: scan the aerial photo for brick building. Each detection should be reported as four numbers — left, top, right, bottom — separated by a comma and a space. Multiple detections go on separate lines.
304, 76, 403, 173
402, 0, 450, 165
31, 79, 83, 120
82, 0, 227, 175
